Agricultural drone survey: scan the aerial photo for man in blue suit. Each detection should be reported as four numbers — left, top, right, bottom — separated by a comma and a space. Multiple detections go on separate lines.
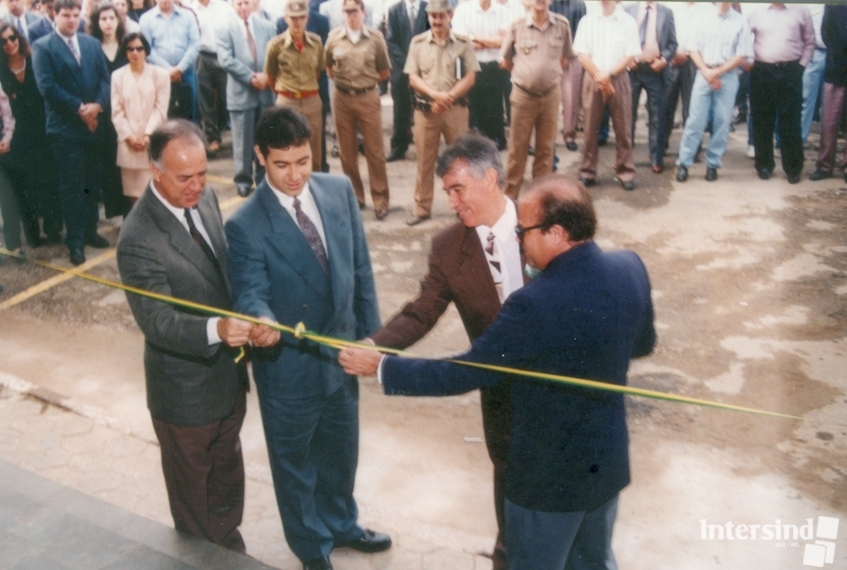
340, 174, 656, 570
225, 106, 390, 570
217, 0, 276, 197
32, 0, 111, 266
2, 0, 51, 44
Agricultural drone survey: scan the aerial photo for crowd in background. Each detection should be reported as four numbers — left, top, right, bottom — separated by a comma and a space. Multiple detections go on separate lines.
0, 0, 844, 275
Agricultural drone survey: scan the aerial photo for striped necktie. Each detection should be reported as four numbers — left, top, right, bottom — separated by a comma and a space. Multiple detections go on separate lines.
485, 232, 505, 304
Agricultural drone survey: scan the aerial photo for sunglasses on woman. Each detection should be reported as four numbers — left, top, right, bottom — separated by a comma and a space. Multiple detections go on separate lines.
0, 34, 19, 47
126, 46, 145, 53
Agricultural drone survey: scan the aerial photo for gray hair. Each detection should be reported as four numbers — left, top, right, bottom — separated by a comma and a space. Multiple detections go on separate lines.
148, 119, 205, 169
436, 132, 505, 187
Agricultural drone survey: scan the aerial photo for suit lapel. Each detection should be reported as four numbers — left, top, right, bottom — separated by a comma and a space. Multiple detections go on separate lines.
256, 182, 332, 302
415, 2, 428, 34
52, 32, 81, 75
310, 177, 348, 318
196, 189, 231, 296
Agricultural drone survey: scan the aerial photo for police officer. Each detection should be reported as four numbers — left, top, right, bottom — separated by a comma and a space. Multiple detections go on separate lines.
404, 0, 479, 226
265, 0, 325, 172
325, 0, 392, 220
499, 0, 572, 199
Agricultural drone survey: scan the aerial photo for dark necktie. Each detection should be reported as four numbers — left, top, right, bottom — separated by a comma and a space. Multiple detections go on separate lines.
16, 18, 26, 43
67, 37, 80, 65
293, 197, 329, 273
639, 5, 650, 46
244, 19, 257, 63
409, 2, 417, 33
485, 232, 505, 305
184, 208, 225, 282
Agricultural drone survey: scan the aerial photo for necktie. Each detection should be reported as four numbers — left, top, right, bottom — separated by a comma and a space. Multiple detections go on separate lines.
485, 232, 505, 305
184, 208, 225, 282
15, 18, 26, 43
409, 2, 417, 33
244, 18, 257, 63
639, 5, 650, 46
67, 37, 80, 65
293, 197, 329, 273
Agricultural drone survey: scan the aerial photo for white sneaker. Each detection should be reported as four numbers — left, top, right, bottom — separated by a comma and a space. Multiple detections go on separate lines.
746, 145, 755, 158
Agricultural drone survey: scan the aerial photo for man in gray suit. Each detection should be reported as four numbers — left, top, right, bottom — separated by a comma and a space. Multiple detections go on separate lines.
117, 119, 270, 553
217, 0, 275, 197
3, 0, 51, 45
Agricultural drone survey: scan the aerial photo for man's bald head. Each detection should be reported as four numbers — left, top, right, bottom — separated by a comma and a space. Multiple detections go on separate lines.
519, 175, 596, 243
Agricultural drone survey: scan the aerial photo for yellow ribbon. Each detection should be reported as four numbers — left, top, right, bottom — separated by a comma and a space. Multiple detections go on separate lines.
0, 248, 816, 424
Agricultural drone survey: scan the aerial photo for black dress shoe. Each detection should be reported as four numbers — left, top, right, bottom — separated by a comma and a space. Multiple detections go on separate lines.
578, 177, 594, 187
236, 184, 252, 197
528, 146, 535, 156
705, 166, 718, 182
675, 165, 688, 182
757, 168, 771, 180
84, 234, 110, 248
619, 179, 635, 191
385, 148, 406, 162
69, 247, 86, 266
335, 529, 392, 553
809, 169, 832, 181
303, 556, 332, 570
565, 141, 578, 152
597, 138, 608, 146
787, 173, 801, 184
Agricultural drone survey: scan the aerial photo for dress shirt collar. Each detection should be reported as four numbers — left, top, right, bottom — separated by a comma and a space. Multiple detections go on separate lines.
283, 29, 318, 49
150, 181, 192, 227
56, 28, 76, 42
475, 198, 517, 245
346, 25, 368, 42
425, 30, 459, 44
524, 13, 551, 31
266, 178, 314, 213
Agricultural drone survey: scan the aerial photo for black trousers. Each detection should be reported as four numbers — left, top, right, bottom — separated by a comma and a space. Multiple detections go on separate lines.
750, 60, 804, 177
630, 63, 668, 167
389, 73, 412, 153
469, 61, 506, 146
50, 135, 102, 251
664, 59, 696, 151
196, 51, 228, 144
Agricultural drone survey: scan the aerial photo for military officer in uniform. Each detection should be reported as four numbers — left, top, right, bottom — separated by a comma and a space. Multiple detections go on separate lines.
404, 0, 479, 226
265, 0, 325, 172
499, 0, 573, 199
325, 0, 392, 220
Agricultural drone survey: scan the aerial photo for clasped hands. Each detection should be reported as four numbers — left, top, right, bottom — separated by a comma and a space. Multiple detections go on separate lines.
217, 317, 281, 348
701, 67, 722, 91
430, 90, 455, 115
78, 102, 101, 132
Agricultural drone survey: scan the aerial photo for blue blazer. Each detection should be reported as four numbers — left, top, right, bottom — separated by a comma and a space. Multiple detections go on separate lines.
32, 31, 110, 141
225, 174, 381, 398
382, 241, 656, 513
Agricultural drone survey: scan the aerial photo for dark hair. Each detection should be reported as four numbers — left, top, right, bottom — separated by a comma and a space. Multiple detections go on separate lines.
119, 31, 150, 55
148, 119, 205, 166
526, 175, 596, 242
254, 106, 312, 157
436, 131, 505, 187
53, 0, 82, 14
0, 22, 30, 60
90, 3, 126, 42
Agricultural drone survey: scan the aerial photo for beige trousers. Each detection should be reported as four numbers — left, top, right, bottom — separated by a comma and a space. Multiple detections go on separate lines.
505, 85, 561, 200
412, 104, 469, 217
276, 93, 323, 172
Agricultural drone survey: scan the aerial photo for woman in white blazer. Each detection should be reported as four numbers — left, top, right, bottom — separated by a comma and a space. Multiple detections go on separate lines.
111, 32, 170, 202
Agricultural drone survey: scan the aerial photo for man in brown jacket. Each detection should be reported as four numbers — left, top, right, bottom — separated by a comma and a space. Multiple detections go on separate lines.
353, 133, 527, 570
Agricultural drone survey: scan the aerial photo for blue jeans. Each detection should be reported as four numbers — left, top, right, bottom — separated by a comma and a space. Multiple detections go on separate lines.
801, 48, 826, 144
505, 495, 620, 570
677, 70, 739, 169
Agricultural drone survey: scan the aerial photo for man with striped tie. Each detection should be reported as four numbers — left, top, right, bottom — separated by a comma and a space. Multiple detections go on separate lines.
361, 132, 527, 570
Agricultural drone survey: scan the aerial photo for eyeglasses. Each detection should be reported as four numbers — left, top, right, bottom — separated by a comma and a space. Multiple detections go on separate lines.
515, 223, 545, 242
0, 34, 19, 47
126, 46, 145, 52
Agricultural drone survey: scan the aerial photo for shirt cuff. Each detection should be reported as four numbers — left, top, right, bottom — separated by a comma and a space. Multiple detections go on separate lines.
207, 317, 222, 345
376, 354, 387, 385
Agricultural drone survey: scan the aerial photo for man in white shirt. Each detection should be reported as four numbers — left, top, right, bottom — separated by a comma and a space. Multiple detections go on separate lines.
451, 0, 510, 149
573, 0, 641, 190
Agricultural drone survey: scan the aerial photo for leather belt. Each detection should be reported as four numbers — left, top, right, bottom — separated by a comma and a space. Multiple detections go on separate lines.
514, 82, 556, 98
756, 60, 800, 68
277, 89, 320, 99
335, 85, 376, 96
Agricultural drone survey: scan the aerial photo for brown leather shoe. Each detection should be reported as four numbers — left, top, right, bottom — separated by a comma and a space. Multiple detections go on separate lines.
375, 208, 388, 220
405, 214, 430, 226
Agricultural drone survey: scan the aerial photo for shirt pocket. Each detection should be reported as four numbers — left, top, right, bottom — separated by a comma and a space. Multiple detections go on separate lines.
547, 34, 565, 60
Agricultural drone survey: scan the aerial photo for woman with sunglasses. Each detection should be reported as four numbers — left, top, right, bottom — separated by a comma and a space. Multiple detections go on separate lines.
0, 22, 63, 250
111, 32, 169, 203
91, 2, 132, 218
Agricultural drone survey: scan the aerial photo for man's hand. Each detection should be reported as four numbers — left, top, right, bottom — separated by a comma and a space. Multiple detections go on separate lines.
250, 72, 268, 90
78, 102, 101, 131
218, 318, 253, 347
169, 67, 183, 83
250, 317, 281, 347
650, 56, 667, 73
708, 77, 722, 91
671, 52, 688, 66
430, 90, 454, 108
338, 345, 382, 377
594, 72, 615, 97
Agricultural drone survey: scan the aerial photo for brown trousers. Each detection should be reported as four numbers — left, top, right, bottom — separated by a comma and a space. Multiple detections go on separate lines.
332, 88, 389, 210
580, 73, 636, 183
412, 104, 469, 217
505, 85, 561, 199
277, 93, 323, 172
152, 391, 247, 553
560, 58, 584, 143
816, 82, 847, 175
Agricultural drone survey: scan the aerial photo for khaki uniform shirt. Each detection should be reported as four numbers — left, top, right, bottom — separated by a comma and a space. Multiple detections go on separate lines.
265, 30, 325, 93
501, 13, 573, 93
325, 26, 391, 91
404, 31, 480, 94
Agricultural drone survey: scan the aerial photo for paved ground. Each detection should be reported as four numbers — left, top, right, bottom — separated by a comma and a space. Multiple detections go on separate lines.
0, 95, 845, 569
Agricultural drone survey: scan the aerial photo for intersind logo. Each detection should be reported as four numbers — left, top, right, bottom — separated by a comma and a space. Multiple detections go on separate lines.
699, 516, 839, 567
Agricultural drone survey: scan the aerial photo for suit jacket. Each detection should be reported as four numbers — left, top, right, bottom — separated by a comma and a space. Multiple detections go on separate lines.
624, 2, 678, 64
382, 241, 656, 513
225, 175, 381, 398
116, 186, 247, 426
385, 0, 429, 82
218, 15, 276, 111
371, 219, 527, 349
111, 63, 170, 169
32, 31, 110, 141
2, 10, 50, 44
